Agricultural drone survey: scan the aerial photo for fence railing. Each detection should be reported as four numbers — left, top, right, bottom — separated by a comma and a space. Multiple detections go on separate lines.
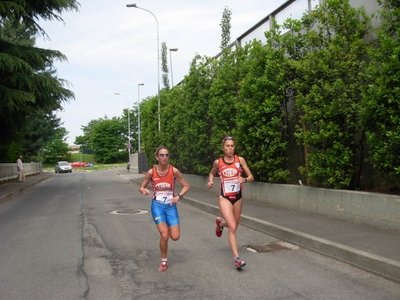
0, 162, 41, 183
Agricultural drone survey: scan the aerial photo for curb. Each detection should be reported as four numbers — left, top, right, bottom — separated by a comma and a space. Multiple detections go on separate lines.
180, 196, 400, 284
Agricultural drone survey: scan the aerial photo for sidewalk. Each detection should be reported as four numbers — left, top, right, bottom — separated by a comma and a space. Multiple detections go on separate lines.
1, 170, 400, 283
0, 172, 54, 205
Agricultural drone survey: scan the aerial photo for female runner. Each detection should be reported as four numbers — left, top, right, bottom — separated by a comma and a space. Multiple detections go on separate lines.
139, 146, 190, 271
207, 135, 254, 269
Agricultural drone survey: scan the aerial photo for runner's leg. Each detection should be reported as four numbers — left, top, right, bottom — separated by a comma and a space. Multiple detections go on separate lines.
218, 197, 242, 259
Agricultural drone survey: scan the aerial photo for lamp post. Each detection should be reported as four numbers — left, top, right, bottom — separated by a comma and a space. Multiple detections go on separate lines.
114, 92, 131, 166
137, 83, 144, 154
127, 3, 161, 133
169, 48, 178, 87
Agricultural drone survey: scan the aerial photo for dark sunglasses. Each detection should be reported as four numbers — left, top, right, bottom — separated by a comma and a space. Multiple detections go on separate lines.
158, 153, 170, 158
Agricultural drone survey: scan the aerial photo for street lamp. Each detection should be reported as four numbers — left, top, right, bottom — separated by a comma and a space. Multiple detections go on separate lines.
137, 83, 144, 154
169, 48, 178, 87
114, 92, 131, 166
127, 3, 161, 133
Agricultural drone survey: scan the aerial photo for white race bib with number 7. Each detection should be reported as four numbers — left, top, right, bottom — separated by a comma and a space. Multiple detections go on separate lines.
155, 191, 173, 203
223, 179, 240, 194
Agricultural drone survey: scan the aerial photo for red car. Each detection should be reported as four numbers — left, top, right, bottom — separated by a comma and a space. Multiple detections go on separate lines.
70, 161, 90, 168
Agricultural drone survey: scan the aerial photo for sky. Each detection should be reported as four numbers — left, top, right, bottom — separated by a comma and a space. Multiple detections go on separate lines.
36, 0, 288, 145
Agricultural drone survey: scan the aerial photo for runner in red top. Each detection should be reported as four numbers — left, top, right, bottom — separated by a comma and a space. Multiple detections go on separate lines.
218, 154, 243, 203
139, 146, 190, 272
151, 164, 176, 204
208, 135, 254, 269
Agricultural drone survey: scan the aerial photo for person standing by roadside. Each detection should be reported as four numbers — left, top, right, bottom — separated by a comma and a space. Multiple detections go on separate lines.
17, 155, 25, 182
139, 146, 190, 272
207, 135, 254, 269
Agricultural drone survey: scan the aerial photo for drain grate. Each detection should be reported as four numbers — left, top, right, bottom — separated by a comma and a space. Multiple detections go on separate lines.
246, 241, 299, 253
110, 209, 149, 215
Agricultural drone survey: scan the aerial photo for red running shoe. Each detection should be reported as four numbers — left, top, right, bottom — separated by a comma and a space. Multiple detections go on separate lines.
235, 257, 246, 269
215, 217, 223, 237
159, 260, 168, 272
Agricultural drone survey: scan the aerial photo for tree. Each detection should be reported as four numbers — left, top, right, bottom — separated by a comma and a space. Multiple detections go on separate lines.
23, 109, 64, 159
140, 95, 161, 163
0, 0, 78, 147
161, 41, 170, 89
42, 127, 71, 164
76, 115, 130, 163
220, 6, 232, 50
294, 0, 370, 189
0, 1, 80, 36
208, 46, 241, 157
75, 119, 104, 152
237, 38, 291, 183
177, 55, 217, 174
91, 117, 126, 163
361, 0, 400, 183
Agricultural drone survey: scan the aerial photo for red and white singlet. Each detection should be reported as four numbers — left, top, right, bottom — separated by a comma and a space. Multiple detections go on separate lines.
152, 165, 176, 204
218, 155, 243, 199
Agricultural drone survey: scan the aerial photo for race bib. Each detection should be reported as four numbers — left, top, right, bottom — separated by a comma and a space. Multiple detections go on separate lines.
223, 179, 240, 194
155, 191, 173, 203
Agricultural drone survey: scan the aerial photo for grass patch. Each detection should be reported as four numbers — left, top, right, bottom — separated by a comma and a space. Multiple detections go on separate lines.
69, 153, 96, 163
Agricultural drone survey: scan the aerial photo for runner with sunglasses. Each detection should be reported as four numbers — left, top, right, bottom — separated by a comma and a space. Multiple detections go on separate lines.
207, 135, 254, 269
139, 146, 190, 272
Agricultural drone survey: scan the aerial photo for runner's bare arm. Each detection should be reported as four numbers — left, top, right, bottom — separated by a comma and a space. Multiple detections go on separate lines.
139, 169, 153, 196
208, 159, 219, 189
239, 156, 254, 183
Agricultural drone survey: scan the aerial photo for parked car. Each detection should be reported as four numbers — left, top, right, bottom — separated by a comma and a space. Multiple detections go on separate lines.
70, 161, 90, 168
55, 161, 72, 173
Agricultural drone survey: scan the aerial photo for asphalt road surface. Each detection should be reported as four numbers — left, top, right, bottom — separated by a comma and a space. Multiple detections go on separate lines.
1, 168, 399, 299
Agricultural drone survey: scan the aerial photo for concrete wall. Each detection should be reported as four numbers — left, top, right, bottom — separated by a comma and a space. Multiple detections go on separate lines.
129, 152, 150, 174
0, 162, 41, 182
184, 174, 400, 231
130, 153, 139, 174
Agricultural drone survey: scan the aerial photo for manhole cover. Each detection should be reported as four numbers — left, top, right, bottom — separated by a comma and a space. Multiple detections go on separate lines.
110, 209, 149, 215
246, 241, 299, 253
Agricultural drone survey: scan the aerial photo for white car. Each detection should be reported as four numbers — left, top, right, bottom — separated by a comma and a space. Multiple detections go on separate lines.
55, 161, 72, 173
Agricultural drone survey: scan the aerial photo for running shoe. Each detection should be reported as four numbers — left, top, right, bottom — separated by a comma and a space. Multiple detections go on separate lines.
215, 217, 224, 237
159, 260, 168, 272
235, 257, 246, 269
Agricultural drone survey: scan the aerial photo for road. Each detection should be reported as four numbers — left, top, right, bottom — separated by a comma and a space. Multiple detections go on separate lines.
0, 168, 399, 299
